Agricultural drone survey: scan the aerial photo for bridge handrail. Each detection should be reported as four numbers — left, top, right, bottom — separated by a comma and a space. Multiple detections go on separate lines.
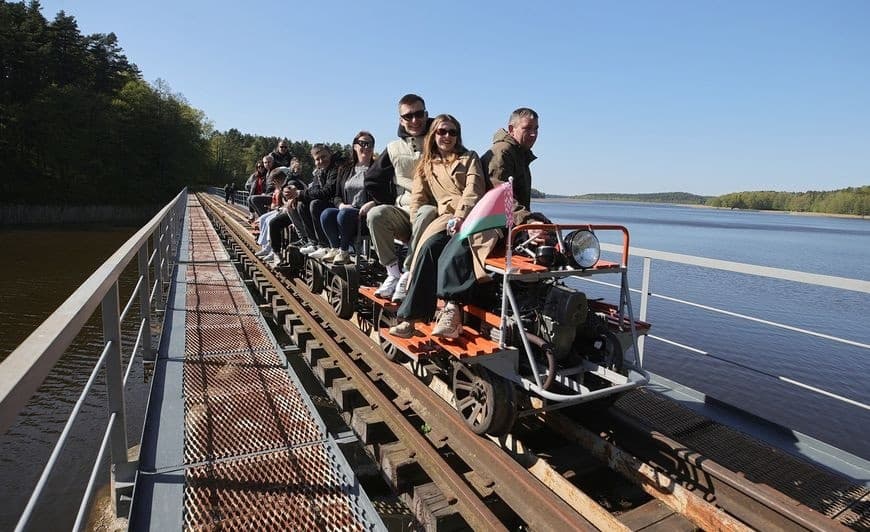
594, 242, 869, 413
0, 188, 187, 530
602, 243, 870, 294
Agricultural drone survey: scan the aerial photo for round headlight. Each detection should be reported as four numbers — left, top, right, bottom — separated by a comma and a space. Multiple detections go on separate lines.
564, 230, 600, 268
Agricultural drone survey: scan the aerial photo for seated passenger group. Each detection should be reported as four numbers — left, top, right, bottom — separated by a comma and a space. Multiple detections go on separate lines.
244, 94, 541, 338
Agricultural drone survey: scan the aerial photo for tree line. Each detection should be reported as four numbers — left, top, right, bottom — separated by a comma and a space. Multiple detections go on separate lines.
706, 187, 868, 216
0, 1, 339, 207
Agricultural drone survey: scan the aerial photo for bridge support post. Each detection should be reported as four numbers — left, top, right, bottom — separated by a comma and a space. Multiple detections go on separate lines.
153, 224, 164, 310
101, 282, 132, 517
138, 246, 154, 362
638, 257, 652, 364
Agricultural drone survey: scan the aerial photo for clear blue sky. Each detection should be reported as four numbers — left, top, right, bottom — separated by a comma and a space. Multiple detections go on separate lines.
38, 0, 869, 196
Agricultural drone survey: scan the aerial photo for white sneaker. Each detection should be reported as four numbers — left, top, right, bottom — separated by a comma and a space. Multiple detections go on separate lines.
391, 271, 411, 302
321, 248, 339, 261
374, 274, 400, 299
332, 250, 351, 265
300, 244, 317, 255
255, 245, 272, 257
309, 247, 329, 259
261, 251, 276, 262
269, 253, 282, 267
432, 303, 462, 339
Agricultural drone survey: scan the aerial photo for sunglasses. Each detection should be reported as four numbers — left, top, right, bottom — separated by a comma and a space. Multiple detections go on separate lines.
279, 145, 288, 149
435, 128, 458, 137
354, 139, 372, 148
400, 109, 426, 121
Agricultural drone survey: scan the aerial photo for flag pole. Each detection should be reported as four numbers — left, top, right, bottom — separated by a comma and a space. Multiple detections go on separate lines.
499, 178, 514, 348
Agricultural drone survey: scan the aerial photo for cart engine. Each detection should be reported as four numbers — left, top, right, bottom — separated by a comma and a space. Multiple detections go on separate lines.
512, 281, 624, 370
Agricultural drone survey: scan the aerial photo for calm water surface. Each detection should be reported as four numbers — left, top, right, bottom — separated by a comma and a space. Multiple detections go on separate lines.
534, 200, 870, 460
0, 226, 143, 531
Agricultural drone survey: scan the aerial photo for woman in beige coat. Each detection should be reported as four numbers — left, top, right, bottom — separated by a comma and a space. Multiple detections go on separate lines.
389, 114, 487, 339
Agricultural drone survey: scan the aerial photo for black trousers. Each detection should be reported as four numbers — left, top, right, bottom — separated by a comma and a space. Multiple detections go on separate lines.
397, 232, 496, 323
249, 194, 272, 217
269, 211, 293, 251
397, 232, 451, 322
296, 199, 329, 246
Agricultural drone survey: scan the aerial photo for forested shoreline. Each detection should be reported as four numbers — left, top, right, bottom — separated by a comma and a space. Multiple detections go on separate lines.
1, 2, 865, 219
0, 1, 336, 211
565, 189, 868, 216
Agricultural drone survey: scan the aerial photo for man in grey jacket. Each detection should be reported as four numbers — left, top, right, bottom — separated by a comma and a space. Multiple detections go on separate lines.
363, 93, 437, 300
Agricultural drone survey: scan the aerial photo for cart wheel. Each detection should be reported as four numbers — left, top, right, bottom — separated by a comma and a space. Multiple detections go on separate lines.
286, 247, 304, 278
377, 307, 406, 363
304, 258, 323, 293
328, 274, 354, 320
357, 304, 374, 335
452, 363, 517, 436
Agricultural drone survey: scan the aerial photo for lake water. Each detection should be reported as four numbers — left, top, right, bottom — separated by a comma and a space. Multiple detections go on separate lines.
533, 200, 870, 460
0, 226, 143, 531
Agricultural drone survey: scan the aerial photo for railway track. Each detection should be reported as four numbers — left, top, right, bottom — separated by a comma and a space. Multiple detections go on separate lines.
198, 193, 862, 531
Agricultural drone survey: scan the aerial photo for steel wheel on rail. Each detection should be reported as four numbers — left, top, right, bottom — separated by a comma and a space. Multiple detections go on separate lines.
328, 273, 354, 320
357, 302, 374, 335
285, 246, 304, 278
377, 307, 406, 362
304, 258, 323, 293
452, 362, 517, 436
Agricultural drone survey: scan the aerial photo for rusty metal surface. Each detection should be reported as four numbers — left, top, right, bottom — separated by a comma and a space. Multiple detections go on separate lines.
184, 446, 368, 531
164, 198, 382, 530
613, 389, 866, 530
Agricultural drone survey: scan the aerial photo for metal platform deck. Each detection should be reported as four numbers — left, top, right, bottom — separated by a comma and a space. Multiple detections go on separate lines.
129, 197, 384, 530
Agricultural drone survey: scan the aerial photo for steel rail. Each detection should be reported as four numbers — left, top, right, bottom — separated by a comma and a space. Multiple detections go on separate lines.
201, 193, 598, 530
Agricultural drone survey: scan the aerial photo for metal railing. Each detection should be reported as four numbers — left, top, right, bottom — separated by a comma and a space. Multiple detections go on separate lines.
210, 185, 249, 208
0, 189, 188, 531
591, 243, 870, 411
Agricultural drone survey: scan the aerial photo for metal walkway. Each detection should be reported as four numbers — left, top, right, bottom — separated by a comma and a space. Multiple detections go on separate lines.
130, 197, 383, 530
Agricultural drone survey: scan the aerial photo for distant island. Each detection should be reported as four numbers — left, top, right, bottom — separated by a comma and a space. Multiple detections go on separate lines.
532, 187, 869, 216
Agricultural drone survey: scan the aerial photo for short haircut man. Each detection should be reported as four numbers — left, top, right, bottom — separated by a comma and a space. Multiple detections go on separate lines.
271, 139, 293, 167
481, 107, 540, 224
362, 93, 438, 299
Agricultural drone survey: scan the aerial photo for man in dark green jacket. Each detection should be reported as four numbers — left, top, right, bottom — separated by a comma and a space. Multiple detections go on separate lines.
481, 107, 540, 225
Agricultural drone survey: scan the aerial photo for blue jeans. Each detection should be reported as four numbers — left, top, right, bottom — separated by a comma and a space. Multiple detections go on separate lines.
320, 207, 360, 251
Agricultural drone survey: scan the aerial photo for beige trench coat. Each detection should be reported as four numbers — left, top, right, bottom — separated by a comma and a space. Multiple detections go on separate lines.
408, 151, 499, 281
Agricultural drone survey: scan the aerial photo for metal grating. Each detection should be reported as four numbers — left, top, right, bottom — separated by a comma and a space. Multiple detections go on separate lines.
184, 387, 324, 463
615, 389, 868, 523
186, 288, 254, 312
184, 349, 283, 368
172, 196, 380, 530
184, 446, 368, 531
184, 315, 275, 356
183, 355, 289, 404
186, 264, 244, 287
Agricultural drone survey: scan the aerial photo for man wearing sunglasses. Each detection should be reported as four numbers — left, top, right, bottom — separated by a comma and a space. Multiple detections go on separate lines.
271, 140, 294, 168
364, 93, 438, 300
